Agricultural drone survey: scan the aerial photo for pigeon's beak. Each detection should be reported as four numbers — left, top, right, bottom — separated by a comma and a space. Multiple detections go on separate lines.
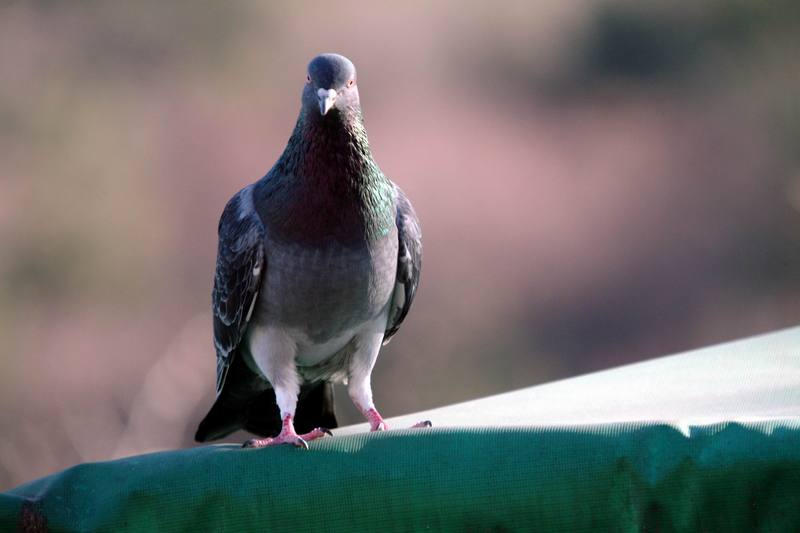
317, 88, 337, 116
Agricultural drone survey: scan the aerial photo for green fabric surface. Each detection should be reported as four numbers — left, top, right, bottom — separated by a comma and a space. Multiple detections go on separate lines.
3, 326, 800, 531
3, 421, 800, 531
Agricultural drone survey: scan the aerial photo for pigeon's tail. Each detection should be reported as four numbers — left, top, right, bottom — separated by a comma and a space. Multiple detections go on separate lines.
194, 397, 245, 442
194, 381, 338, 443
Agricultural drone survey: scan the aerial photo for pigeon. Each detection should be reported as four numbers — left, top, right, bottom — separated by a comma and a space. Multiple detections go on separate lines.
194, 53, 426, 448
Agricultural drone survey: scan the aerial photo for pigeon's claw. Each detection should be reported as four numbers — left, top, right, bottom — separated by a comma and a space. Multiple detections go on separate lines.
363, 408, 432, 432
242, 417, 331, 448
365, 408, 389, 431
301, 427, 333, 440
242, 437, 272, 448
242, 435, 304, 448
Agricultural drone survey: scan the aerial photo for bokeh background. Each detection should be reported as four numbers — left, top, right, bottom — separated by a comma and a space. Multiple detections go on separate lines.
1, 0, 799, 489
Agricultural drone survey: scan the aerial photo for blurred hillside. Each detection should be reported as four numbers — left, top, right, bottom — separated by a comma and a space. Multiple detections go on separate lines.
1, 0, 799, 489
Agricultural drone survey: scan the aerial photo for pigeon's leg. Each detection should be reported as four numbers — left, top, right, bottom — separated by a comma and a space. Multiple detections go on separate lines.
347, 331, 432, 432
244, 327, 331, 448
349, 377, 389, 431
347, 332, 388, 431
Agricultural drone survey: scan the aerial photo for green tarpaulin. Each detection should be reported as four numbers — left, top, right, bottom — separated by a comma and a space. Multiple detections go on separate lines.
3, 327, 800, 531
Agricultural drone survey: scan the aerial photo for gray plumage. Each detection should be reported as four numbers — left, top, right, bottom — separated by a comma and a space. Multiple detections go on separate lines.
195, 53, 422, 444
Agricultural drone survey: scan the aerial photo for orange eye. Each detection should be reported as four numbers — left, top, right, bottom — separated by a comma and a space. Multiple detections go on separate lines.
306, 75, 311, 84
347, 79, 355, 88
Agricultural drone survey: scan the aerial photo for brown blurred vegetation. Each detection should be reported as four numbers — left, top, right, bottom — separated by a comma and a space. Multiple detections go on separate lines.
1, 0, 799, 489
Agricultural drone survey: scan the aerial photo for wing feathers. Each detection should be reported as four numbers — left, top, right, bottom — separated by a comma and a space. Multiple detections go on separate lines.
212, 186, 265, 393
384, 186, 422, 343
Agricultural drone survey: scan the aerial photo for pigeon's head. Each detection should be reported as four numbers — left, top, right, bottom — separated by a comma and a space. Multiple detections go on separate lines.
302, 53, 360, 118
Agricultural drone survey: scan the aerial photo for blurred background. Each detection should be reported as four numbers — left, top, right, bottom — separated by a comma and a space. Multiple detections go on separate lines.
1, 0, 799, 489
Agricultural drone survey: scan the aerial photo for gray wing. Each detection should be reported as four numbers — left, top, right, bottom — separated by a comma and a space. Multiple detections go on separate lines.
383, 186, 422, 344
212, 186, 265, 393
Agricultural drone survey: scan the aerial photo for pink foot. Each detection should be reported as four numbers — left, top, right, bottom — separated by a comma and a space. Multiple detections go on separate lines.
364, 408, 433, 431
365, 408, 389, 431
243, 416, 331, 449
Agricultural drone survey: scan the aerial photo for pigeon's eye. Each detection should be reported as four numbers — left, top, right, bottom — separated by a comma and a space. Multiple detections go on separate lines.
347, 79, 355, 88
306, 75, 311, 84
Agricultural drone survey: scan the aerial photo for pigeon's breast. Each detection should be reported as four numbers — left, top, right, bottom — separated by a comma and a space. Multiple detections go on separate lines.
254, 228, 398, 347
